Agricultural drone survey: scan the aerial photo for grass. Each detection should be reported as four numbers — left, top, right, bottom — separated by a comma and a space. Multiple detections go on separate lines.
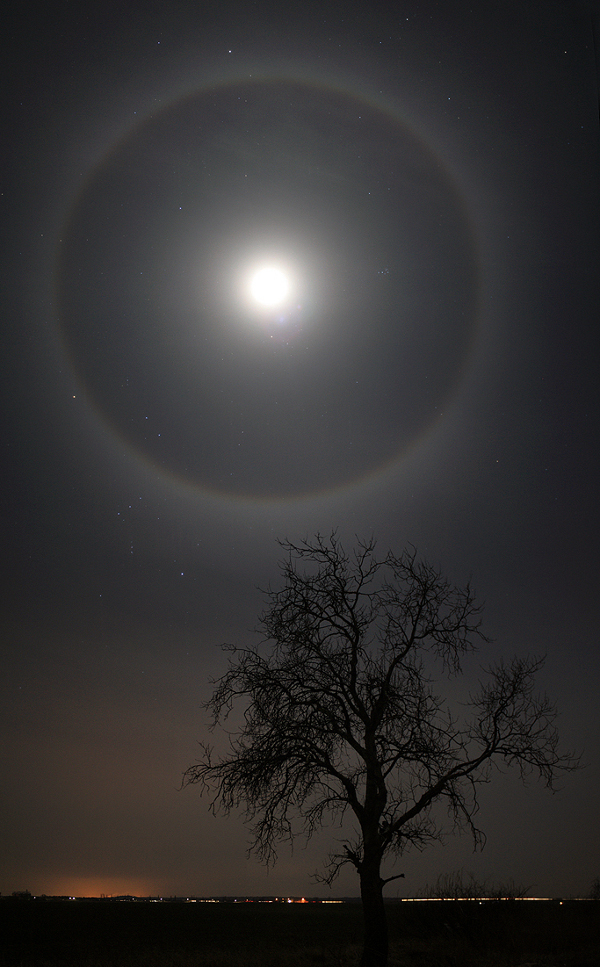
1, 898, 598, 966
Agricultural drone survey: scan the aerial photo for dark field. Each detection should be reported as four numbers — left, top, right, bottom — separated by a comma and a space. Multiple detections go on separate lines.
1, 898, 599, 966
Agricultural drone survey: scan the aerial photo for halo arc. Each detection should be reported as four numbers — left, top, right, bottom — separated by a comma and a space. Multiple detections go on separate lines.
55, 74, 482, 505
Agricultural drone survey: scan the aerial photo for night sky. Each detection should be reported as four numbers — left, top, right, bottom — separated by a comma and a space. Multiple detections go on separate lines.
2, 1, 599, 900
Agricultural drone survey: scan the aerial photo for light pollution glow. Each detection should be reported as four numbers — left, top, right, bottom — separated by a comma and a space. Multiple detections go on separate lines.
40, 875, 166, 898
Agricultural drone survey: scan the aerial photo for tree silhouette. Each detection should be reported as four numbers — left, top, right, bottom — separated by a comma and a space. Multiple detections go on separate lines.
183, 534, 578, 967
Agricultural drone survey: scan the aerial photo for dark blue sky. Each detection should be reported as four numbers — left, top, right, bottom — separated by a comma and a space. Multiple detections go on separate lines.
2, 0, 599, 898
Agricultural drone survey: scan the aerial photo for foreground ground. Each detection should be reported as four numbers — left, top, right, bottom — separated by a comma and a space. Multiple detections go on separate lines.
1, 897, 598, 966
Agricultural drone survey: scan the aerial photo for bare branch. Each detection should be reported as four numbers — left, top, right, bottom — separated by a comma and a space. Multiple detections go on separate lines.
183, 534, 579, 967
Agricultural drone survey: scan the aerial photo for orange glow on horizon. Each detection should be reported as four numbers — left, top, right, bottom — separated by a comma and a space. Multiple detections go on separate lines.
41, 876, 162, 898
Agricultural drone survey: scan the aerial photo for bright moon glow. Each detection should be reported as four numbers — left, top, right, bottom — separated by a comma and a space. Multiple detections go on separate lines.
249, 266, 290, 306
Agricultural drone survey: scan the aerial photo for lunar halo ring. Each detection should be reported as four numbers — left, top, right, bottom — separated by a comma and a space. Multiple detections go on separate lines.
55, 73, 481, 505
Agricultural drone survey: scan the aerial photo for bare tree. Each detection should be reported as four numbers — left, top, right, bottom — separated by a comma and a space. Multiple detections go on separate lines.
589, 877, 600, 900
429, 869, 529, 900
183, 534, 578, 967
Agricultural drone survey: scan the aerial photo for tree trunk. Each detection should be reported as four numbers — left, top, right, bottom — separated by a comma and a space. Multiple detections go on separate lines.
359, 861, 388, 967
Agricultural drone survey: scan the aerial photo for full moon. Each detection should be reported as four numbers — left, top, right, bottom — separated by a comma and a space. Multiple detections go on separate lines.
249, 266, 290, 306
